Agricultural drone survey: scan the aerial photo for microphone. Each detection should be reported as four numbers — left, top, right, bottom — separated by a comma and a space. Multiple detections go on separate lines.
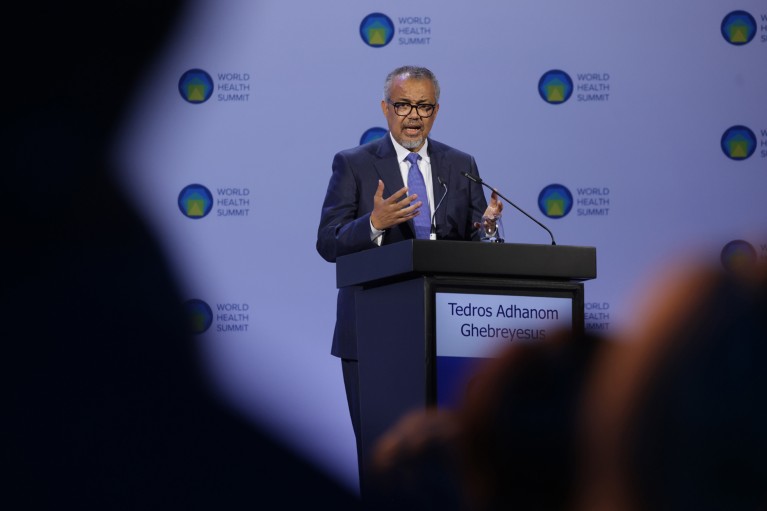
462, 171, 556, 245
430, 176, 448, 240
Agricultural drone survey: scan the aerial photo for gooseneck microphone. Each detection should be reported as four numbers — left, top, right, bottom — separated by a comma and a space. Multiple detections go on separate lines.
430, 176, 448, 240
462, 171, 556, 245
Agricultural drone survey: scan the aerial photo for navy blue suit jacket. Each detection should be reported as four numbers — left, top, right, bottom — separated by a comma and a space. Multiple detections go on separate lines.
316, 135, 488, 360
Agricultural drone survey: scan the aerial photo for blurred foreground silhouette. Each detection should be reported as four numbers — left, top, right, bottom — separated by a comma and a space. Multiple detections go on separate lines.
3, 3, 358, 508
365, 257, 767, 511
575, 258, 767, 511
367, 329, 606, 511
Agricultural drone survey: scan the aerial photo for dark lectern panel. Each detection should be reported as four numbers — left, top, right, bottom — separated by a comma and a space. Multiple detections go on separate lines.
336, 239, 596, 289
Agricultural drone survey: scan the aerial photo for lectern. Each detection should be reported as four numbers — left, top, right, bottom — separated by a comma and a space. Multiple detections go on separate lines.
336, 239, 596, 481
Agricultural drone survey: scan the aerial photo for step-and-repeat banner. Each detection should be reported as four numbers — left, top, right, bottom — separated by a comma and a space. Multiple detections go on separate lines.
114, 0, 766, 492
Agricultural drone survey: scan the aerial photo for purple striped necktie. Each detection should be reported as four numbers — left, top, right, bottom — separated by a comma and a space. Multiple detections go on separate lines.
405, 152, 431, 239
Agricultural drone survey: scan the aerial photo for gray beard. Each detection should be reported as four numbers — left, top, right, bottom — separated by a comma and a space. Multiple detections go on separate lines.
398, 137, 423, 149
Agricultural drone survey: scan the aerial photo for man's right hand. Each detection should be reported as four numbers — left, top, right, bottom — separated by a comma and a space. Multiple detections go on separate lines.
370, 180, 422, 231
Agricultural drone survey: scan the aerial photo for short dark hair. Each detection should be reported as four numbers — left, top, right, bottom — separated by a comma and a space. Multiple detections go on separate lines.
383, 66, 441, 103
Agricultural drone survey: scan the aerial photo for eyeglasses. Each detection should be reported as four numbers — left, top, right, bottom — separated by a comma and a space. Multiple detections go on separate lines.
389, 102, 436, 118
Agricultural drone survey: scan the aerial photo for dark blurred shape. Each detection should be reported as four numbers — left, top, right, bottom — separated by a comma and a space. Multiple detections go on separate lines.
576, 260, 767, 511
366, 407, 467, 510
366, 329, 606, 511
459, 330, 606, 511
3, 2, 358, 509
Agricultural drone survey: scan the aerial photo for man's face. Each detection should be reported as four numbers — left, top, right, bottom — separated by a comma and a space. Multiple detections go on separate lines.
381, 76, 440, 152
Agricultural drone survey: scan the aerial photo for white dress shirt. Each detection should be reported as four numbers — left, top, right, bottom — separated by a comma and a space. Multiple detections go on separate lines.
370, 134, 435, 243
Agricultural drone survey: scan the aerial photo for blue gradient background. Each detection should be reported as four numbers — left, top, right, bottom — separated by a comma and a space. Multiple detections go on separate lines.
112, 0, 767, 494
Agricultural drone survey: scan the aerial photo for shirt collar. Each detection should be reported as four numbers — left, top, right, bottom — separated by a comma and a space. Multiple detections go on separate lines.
389, 133, 430, 164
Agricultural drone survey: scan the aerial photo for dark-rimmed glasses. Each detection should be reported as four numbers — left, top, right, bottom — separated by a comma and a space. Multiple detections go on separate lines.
389, 102, 436, 118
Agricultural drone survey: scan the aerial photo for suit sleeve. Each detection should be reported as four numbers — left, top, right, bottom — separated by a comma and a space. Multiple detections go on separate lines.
316, 152, 378, 262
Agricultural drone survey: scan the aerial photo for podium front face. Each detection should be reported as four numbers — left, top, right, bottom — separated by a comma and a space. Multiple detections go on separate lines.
431, 277, 582, 408
356, 274, 585, 473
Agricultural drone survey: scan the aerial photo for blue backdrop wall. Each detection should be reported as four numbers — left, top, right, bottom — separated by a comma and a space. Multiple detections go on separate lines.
112, 0, 767, 493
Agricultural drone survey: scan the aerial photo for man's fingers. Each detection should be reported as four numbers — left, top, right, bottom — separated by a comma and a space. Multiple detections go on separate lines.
374, 180, 385, 199
372, 182, 425, 229
385, 185, 410, 203
399, 200, 422, 217
385, 199, 422, 224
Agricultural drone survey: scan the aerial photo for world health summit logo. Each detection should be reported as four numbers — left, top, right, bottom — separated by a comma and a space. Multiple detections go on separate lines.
721, 240, 757, 272
360, 127, 388, 145
178, 69, 214, 104
538, 184, 573, 218
721, 11, 757, 45
178, 184, 213, 219
721, 125, 757, 160
360, 13, 394, 47
538, 70, 573, 105
184, 299, 213, 334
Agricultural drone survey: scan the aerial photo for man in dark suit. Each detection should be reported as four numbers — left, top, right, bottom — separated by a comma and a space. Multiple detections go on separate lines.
316, 65, 502, 487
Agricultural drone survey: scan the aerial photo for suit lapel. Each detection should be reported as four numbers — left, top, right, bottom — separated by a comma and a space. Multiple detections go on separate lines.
428, 139, 450, 237
372, 136, 415, 239
372, 137, 404, 193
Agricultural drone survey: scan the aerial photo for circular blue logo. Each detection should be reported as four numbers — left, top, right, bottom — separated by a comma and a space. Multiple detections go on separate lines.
360, 127, 388, 145
721, 240, 757, 272
178, 184, 213, 219
721, 11, 757, 46
721, 125, 757, 161
178, 69, 214, 104
360, 13, 395, 47
538, 70, 573, 105
183, 299, 213, 334
538, 184, 573, 218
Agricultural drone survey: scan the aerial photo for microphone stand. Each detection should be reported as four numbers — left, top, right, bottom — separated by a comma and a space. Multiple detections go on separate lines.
429, 177, 448, 240
462, 172, 556, 245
